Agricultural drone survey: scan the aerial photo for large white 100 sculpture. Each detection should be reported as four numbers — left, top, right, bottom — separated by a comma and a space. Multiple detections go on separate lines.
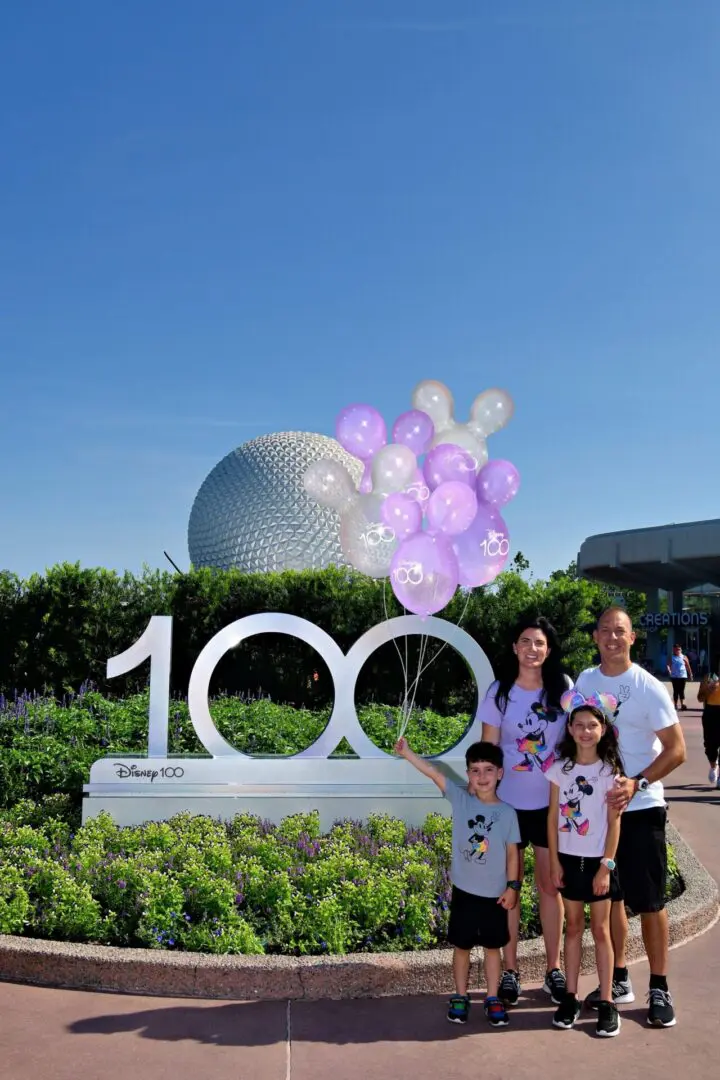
106, 613, 494, 761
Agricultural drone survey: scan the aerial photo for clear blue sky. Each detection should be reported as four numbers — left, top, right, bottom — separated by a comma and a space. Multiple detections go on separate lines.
2, 0, 718, 582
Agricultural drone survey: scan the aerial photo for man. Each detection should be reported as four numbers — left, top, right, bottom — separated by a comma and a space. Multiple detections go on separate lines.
575, 607, 686, 1028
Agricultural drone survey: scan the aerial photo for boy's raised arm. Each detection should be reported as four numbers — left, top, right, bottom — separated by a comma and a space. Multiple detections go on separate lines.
394, 736, 447, 792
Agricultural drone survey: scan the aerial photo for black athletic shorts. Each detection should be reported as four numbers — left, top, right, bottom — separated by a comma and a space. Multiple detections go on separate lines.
515, 806, 550, 849
558, 852, 623, 904
614, 806, 668, 914
447, 886, 510, 950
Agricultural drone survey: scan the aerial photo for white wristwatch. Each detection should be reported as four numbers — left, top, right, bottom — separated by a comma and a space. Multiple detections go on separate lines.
600, 858, 616, 871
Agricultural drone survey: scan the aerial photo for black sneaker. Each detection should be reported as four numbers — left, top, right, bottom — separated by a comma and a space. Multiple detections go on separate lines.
484, 996, 509, 1027
543, 968, 567, 1005
585, 976, 635, 1009
499, 969, 521, 1006
447, 994, 470, 1024
647, 988, 676, 1027
596, 1000, 621, 1037
552, 993, 581, 1030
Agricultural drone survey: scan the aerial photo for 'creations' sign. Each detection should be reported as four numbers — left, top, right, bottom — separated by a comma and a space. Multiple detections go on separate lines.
639, 611, 709, 631
83, 614, 493, 828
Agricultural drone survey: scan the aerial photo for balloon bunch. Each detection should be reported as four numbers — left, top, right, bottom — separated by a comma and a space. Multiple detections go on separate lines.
303, 381, 519, 617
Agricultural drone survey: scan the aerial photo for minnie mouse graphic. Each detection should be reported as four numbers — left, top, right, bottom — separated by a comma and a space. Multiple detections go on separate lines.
512, 702, 560, 774
558, 776, 593, 835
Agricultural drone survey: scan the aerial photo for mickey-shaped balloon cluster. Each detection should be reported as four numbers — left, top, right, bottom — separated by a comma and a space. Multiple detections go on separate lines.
303, 380, 519, 617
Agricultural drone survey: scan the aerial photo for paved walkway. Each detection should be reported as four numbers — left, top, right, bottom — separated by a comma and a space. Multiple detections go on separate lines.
1, 686, 718, 1080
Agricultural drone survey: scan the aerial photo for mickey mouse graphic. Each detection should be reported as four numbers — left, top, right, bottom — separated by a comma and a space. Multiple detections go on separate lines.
466, 813, 495, 863
559, 776, 593, 835
513, 702, 560, 774
610, 685, 631, 738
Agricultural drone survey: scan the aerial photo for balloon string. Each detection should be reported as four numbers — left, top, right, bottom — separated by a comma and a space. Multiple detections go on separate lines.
383, 579, 409, 721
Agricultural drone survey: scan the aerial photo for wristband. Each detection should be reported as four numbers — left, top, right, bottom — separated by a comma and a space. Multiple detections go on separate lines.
506, 880, 522, 892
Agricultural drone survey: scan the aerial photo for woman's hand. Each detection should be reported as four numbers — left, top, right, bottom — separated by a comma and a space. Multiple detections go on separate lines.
593, 865, 611, 896
550, 859, 564, 890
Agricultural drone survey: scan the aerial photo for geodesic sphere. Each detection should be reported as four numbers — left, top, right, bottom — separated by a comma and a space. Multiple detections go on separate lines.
187, 431, 364, 573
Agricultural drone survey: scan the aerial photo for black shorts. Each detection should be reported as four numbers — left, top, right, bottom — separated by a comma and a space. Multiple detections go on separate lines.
615, 807, 668, 914
558, 852, 622, 904
447, 886, 510, 950
515, 806, 549, 849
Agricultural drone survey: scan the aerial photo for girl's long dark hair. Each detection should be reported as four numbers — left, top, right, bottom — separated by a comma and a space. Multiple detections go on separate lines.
493, 615, 567, 714
557, 707, 624, 776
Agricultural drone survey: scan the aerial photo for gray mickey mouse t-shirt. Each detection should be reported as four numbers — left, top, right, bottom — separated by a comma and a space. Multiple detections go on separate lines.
443, 782, 521, 898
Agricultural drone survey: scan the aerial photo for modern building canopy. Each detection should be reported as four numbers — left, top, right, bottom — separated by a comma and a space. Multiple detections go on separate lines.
577, 518, 720, 592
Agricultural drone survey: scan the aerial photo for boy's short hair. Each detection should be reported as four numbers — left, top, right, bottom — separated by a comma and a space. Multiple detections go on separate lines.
465, 741, 504, 770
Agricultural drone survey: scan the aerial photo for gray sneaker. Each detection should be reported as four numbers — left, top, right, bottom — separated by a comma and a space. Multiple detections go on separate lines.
585, 977, 635, 1009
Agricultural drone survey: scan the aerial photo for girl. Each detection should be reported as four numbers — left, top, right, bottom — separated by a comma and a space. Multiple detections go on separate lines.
480, 616, 571, 1007
546, 689, 623, 1038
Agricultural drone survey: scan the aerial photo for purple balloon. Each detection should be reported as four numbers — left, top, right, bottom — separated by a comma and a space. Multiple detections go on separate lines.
381, 492, 422, 540
451, 505, 510, 588
423, 443, 476, 491
335, 404, 387, 462
426, 481, 478, 536
404, 468, 431, 514
390, 532, 459, 617
392, 409, 435, 456
477, 459, 520, 507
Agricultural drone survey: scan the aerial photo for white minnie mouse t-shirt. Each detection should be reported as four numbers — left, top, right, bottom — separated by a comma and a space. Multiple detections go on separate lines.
574, 663, 678, 812
545, 759, 618, 857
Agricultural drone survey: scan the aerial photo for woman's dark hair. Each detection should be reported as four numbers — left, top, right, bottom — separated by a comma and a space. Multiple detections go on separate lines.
557, 706, 624, 776
493, 615, 567, 714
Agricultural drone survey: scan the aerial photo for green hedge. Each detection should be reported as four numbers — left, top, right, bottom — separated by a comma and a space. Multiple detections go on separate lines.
0, 562, 646, 704
0, 801, 682, 954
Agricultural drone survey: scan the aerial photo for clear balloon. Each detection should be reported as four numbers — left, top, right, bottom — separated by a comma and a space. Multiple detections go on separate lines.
390, 532, 459, 617
404, 468, 431, 514
411, 380, 454, 433
381, 492, 422, 540
359, 462, 373, 494
477, 459, 520, 507
468, 388, 515, 437
371, 443, 417, 495
339, 493, 397, 578
391, 409, 435, 456
335, 404, 387, 462
427, 481, 478, 536
429, 423, 488, 471
423, 443, 477, 490
451, 505, 511, 588
303, 459, 357, 511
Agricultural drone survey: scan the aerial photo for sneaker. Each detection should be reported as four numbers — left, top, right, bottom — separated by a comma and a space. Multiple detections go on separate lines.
709, 764, 719, 785
447, 994, 470, 1024
553, 993, 581, 1030
585, 976, 635, 1009
499, 969, 521, 1006
484, 996, 509, 1027
543, 968, 567, 1004
647, 988, 676, 1027
596, 1000, 621, 1037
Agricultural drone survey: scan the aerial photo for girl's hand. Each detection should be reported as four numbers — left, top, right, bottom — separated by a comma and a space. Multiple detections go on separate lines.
593, 866, 611, 896
550, 860, 564, 890
498, 888, 518, 911
394, 736, 409, 757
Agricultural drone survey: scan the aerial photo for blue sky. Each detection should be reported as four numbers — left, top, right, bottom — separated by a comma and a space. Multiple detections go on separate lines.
2, 0, 718, 582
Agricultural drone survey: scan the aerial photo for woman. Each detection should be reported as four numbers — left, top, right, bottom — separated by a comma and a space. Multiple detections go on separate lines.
667, 643, 693, 710
480, 615, 571, 1008
698, 665, 720, 787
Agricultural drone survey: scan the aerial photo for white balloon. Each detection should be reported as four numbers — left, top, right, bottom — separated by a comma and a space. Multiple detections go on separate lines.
468, 388, 515, 437
339, 494, 398, 578
370, 443, 417, 496
303, 459, 357, 511
429, 424, 488, 472
411, 380, 454, 433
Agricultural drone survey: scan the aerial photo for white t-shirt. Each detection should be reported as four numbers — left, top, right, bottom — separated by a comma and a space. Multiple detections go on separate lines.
574, 663, 678, 812
546, 759, 617, 857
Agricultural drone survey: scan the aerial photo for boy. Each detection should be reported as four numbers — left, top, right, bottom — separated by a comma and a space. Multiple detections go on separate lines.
395, 736, 521, 1027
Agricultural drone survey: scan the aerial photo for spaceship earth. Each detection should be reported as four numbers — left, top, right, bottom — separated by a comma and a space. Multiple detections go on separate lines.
188, 431, 363, 573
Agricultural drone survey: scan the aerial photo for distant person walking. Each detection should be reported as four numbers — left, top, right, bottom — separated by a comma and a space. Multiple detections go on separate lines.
667, 644, 692, 710
698, 668, 720, 787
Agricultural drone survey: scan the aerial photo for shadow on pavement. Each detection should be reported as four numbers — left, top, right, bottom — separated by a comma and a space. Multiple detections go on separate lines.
66, 989, 631, 1046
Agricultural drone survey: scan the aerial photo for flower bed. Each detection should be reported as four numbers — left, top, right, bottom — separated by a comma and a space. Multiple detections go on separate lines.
0, 799, 682, 956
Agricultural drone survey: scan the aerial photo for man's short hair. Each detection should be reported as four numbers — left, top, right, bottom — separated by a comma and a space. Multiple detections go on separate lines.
596, 605, 633, 629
